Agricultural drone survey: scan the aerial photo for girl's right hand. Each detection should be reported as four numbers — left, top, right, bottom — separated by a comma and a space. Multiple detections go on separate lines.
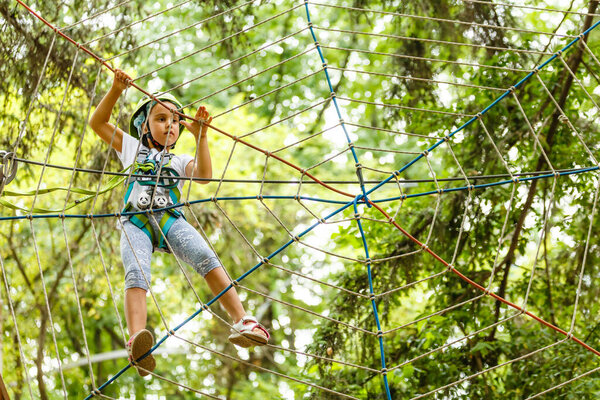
112, 68, 132, 91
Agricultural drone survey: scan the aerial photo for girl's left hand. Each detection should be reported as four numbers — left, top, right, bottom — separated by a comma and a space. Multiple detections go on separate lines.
181, 106, 212, 138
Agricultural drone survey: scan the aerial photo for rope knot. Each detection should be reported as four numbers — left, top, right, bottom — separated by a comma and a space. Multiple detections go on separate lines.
369, 293, 376, 301
566, 331, 574, 340
381, 367, 388, 375
232, 280, 239, 287
422, 150, 429, 157
261, 257, 270, 265
376, 330, 383, 338
354, 212, 361, 219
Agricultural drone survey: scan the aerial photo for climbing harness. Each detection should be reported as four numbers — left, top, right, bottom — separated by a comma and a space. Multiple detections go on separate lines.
122, 146, 183, 252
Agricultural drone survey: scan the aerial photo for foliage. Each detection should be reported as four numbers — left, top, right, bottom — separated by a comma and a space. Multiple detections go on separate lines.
2, 0, 600, 399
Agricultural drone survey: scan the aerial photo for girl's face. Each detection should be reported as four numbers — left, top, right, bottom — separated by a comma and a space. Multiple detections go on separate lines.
144, 101, 180, 148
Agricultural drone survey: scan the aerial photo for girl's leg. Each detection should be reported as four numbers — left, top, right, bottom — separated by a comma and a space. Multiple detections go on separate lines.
124, 288, 147, 337
120, 220, 153, 337
204, 267, 245, 322
167, 218, 267, 337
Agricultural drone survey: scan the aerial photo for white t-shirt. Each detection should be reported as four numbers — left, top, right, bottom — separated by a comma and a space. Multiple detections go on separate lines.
116, 133, 195, 227
117, 133, 194, 192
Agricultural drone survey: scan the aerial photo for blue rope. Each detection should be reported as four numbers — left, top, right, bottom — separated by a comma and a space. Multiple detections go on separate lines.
303, 0, 371, 208
353, 196, 391, 399
4, 166, 599, 223
84, 201, 356, 399
366, 19, 600, 197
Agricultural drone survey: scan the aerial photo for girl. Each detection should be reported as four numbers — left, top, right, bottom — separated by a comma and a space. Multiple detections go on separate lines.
89, 69, 269, 377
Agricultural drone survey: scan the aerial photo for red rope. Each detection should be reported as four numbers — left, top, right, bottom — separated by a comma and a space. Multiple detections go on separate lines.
14, 0, 356, 200
367, 200, 600, 358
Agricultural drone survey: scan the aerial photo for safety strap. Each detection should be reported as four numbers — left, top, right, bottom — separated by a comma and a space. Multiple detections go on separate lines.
122, 145, 183, 251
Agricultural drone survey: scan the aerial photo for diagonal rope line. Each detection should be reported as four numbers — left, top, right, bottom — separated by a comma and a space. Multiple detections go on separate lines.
150, 5, 306, 89
314, 25, 553, 56
59, 0, 136, 32
83, 0, 195, 45
310, 2, 577, 38
322, 44, 533, 73
104, 0, 261, 60
461, 0, 600, 18
526, 366, 600, 399
411, 340, 567, 399
329, 66, 506, 92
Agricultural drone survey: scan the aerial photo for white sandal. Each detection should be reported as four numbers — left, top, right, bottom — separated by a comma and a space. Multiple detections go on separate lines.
126, 329, 156, 377
228, 316, 270, 348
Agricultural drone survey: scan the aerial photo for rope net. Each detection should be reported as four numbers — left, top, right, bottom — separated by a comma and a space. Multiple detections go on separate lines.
2, 0, 600, 398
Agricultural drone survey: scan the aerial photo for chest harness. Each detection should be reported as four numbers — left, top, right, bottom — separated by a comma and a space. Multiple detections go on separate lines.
123, 146, 183, 252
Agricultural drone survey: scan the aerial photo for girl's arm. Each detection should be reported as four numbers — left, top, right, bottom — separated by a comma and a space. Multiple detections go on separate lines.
182, 106, 212, 185
89, 69, 131, 153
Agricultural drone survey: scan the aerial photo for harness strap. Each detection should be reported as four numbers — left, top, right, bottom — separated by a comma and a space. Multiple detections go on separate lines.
123, 145, 183, 252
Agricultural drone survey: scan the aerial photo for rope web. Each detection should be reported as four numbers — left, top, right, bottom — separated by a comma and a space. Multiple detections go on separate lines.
2, 0, 600, 398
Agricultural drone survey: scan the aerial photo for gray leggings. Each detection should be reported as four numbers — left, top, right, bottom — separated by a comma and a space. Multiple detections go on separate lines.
120, 214, 221, 291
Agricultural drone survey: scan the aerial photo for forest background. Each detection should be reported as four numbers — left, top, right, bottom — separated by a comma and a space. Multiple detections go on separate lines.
2, 0, 600, 398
